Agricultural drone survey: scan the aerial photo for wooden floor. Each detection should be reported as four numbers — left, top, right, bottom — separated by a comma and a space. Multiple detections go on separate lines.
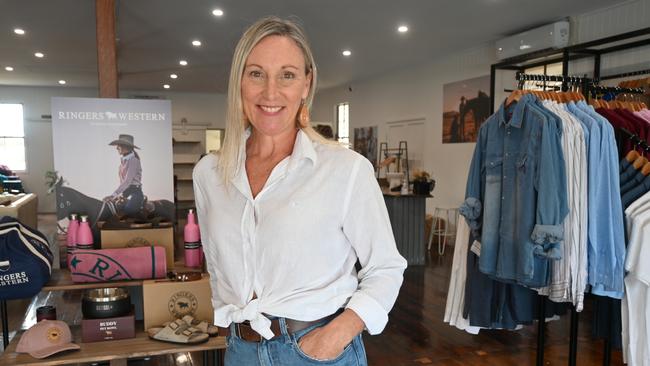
364, 252, 624, 366
2, 215, 624, 365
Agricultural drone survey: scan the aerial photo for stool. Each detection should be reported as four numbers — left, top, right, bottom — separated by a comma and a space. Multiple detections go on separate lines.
428, 207, 459, 256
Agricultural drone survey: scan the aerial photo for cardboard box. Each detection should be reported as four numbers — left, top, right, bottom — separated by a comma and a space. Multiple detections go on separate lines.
142, 275, 213, 330
101, 227, 174, 269
81, 312, 135, 342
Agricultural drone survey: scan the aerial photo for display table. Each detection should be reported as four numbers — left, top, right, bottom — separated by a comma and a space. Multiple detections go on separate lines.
0, 322, 226, 366
0, 267, 220, 365
383, 193, 432, 265
0, 193, 38, 228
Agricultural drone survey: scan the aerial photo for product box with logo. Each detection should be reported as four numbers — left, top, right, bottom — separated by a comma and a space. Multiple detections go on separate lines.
81, 312, 135, 342
101, 227, 174, 269
142, 275, 213, 330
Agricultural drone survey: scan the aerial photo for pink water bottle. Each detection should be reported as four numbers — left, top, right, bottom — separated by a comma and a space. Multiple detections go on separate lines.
184, 209, 203, 268
66, 214, 79, 267
76, 215, 94, 250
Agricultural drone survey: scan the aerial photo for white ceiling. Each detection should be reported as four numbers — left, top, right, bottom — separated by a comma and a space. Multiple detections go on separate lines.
0, 0, 629, 94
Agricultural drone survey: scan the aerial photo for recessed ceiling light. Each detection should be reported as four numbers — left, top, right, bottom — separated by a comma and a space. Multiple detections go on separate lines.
179, 60, 188, 66
192, 40, 202, 47
58, 80, 66, 85
34, 52, 44, 58
170, 74, 178, 79
212, 9, 224, 17
14, 28, 25, 35
397, 25, 408, 33
5, 66, 14, 71
163, 84, 170, 89
498, 47, 503, 51
342, 50, 351, 57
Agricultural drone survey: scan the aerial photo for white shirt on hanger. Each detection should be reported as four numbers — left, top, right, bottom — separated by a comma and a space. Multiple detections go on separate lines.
623, 208, 650, 366
193, 129, 407, 339
537, 101, 587, 311
444, 218, 481, 334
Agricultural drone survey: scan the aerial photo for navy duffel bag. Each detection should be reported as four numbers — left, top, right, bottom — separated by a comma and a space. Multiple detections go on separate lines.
0, 216, 53, 300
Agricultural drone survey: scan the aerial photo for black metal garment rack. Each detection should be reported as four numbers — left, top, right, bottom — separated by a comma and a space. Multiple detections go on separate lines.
489, 26, 650, 366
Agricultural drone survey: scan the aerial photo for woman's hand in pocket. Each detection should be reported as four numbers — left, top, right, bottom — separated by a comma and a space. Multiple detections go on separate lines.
298, 326, 347, 361
298, 309, 365, 360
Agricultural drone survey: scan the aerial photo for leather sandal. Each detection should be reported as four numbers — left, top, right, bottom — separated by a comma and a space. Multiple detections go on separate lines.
147, 319, 209, 344
181, 315, 219, 337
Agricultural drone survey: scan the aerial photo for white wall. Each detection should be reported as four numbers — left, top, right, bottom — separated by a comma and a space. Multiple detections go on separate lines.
0, 85, 226, 213
312, 46, 496, 212
312, 0, 650, 214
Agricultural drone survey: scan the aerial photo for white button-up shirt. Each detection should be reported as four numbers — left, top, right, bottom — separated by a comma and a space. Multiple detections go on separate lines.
193, 129, 407, 339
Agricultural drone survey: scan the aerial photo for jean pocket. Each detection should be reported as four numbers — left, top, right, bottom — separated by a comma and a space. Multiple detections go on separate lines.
291, 330, 354, 364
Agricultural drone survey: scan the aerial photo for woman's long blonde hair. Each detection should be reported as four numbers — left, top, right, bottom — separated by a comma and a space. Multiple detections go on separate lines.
218, 16, 330, 183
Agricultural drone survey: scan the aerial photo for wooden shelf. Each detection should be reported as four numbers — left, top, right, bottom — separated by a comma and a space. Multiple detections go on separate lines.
0, 321, 226, 366
172, 140, 201, 144
42, 269, 144, 292
176, 178, 193, 182
173, 162, 195, 166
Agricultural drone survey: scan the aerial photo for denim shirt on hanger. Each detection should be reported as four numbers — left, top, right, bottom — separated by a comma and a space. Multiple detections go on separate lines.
575, 100, 626, 298
621, 175, 650, 208
461, 94, 568, 288
621, 170, 648, 195
620, 161, 640, 188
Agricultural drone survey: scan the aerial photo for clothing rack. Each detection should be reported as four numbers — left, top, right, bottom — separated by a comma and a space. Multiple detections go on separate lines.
588, 85, 646, 96
491, 26, 650, 366
600, 67, 650, 81
621, 127, 650, 153
515, 72, 591, 93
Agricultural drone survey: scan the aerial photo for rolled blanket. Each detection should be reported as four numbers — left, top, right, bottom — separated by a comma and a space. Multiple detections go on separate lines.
70, 246, 166, 283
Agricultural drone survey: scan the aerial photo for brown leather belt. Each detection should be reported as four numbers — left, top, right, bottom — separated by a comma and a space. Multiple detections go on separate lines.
219, 311, 341, 343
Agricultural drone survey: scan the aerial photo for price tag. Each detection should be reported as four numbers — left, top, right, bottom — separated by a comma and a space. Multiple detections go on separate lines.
470, 240, 481, 256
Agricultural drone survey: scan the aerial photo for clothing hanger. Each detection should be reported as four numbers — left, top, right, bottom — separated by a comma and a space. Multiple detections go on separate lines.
633, 154, 648, 170
641, 161, 650, 176
506, 90, 523, 107
626, 149, 640, 163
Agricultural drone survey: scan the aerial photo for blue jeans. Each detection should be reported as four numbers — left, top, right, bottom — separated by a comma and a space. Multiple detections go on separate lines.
224, 317, 368, 366
122, 185, 144, 217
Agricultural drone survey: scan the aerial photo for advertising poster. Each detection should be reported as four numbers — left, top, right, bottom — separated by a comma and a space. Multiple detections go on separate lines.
51, 97, 175, 238
442, 75, 491, 143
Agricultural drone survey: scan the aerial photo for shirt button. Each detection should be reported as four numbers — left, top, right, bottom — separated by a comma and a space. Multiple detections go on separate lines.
501, 196, 505, 200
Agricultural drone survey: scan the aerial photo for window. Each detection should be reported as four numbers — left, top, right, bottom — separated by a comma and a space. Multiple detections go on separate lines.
525, 62, 563, 81
0, 104, 26, 171
336, 102, 349, 145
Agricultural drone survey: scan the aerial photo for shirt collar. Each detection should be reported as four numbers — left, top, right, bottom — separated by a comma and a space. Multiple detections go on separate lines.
231, 128, 318, 199
121, 151, 134, 162
287, 129, 318, 172
498, 93, 532, 128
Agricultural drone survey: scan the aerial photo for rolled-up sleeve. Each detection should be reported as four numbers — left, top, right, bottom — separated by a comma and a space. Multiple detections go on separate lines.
342, 157, 407, 335
532, 114, 568, 253
461, 125, 485, 236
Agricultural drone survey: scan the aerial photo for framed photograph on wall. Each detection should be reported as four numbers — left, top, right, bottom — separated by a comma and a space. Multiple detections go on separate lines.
353, 126, 378, 168
442, 75, 491, 143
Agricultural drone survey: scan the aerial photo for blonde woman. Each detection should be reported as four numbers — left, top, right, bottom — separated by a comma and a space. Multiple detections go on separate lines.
194, 16, 406, 365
